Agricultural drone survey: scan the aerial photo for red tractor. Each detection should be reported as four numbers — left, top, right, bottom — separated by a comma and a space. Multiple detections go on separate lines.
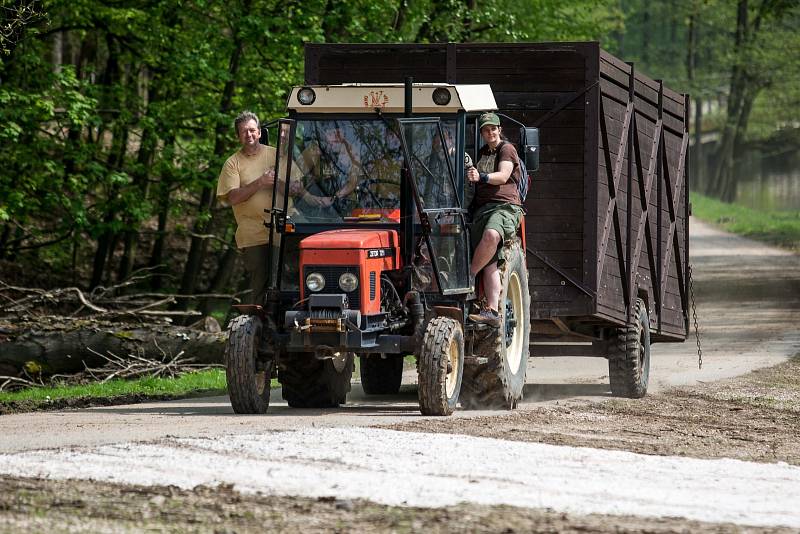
224, 82, 539, 415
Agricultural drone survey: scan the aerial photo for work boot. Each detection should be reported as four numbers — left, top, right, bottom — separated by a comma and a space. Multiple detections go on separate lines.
468, 308, 501, 327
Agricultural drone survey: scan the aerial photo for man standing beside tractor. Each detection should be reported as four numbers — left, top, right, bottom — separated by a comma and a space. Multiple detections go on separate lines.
467, 112, 525, 327
216, 111, 278, 306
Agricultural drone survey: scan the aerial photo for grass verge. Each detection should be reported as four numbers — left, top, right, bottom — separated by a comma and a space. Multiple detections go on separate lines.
0, 370, 280, 414
692, 193, 800, 250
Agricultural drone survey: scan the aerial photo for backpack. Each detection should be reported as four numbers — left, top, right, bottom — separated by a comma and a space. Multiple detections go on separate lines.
493, 141, 531, 204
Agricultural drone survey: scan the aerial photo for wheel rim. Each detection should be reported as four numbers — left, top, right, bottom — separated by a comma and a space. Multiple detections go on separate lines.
445, 336, 459, 398
639, 314, 651, 388
254, 366, 267, 396
253, 322, 267, 397
504, 271, 524, 372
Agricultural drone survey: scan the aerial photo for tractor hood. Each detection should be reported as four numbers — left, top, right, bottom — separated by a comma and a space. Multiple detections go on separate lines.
300, 229, 398, 252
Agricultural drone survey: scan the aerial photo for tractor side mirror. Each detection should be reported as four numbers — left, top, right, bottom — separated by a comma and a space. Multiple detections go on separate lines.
520, 127, 539, 172
260, 127, 270, 146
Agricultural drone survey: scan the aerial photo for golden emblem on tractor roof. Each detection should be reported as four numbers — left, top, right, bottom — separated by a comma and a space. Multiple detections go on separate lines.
363, 90, 389, 108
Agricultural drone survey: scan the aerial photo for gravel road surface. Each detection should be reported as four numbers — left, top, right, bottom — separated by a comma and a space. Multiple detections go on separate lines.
0, 218, 798, 531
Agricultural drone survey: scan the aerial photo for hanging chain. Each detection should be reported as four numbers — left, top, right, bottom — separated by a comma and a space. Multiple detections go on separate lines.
688, 264, 703, 369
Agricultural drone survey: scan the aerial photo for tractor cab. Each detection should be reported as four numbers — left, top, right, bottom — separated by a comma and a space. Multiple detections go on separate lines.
224, 82, 538, 416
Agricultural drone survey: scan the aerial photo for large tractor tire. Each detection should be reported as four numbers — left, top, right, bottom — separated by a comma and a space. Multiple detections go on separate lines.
462, 241, 531, 410
279, 352, 354, 408
225, 315, 271, 414
608, 297, 651, 398
359, 354, 404, 395
418, 317, 464, 416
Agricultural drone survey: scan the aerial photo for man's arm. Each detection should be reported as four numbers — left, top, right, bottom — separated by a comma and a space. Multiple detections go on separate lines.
467, 160, 513, 185
227, 170, 275, 205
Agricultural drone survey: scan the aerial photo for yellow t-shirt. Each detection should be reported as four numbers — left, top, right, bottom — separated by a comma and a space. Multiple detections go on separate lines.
216, 145, 275, 249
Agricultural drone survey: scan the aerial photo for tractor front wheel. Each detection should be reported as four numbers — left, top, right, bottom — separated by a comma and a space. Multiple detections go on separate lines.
225, 315, 271, 414
279, 352, 354, 408
359, 354, 404, 395
417, 317, 464, 416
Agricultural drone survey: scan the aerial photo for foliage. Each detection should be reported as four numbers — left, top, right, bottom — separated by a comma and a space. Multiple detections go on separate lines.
691, 193, 800, 250
0, 0, 621, 293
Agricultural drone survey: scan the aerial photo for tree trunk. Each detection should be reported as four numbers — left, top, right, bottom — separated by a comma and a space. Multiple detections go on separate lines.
641, 1, 651, 65
118, 121, 156, 282
178, 18, 247, 301
709, 0, 749, 200
148, 147, 174, 291
199, 237, 239, 316
694, 99, 703, 191
0, 319, 226, 377
0, 224, 10, 260
686, 6, 703, 191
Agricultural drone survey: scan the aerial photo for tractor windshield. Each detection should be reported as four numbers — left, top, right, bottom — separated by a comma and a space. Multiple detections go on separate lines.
288, 119, 404, 224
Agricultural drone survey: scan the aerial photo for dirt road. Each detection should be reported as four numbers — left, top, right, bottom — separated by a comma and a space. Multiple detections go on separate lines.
0, 218, 799, 531
2, 219, 797, 452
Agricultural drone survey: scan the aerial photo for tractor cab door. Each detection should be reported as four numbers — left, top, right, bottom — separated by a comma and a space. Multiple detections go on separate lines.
397, 118, 472, 295
263, 118, 296, 290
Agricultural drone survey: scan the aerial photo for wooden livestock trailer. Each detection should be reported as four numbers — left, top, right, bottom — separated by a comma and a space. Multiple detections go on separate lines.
304, 42, 690, 353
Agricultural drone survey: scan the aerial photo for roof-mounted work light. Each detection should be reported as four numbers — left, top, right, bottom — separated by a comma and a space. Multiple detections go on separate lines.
297, 87, 316, 105
432, 87, 451, 106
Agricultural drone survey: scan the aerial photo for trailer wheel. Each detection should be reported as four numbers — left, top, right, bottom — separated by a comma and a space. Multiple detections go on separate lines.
279, 352, 354, 408
418, 317, 464, 416
462, 241, 531, 409
225, 315, 271, 414
359, 354, 403, 395
608, 297, 651, 398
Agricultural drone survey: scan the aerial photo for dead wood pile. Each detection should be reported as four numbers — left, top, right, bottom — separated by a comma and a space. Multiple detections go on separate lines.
0, 272, 240, 381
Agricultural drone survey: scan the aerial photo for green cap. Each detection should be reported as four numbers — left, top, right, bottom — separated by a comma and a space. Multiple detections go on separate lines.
478, 112, 500, 129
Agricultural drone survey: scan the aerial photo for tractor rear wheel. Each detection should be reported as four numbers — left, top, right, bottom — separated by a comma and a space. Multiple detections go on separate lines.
359, 354, 403, 395
279, 352, 354, 408
462, 241, 531, 409
225, 315, 271, 414
418, 317, 464, 416
608, 298, 651, 398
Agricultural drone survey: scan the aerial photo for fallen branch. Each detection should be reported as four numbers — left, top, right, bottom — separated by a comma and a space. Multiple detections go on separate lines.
84, 346, 222, 383
1, 279, 237, 318
0, 375, 43, 391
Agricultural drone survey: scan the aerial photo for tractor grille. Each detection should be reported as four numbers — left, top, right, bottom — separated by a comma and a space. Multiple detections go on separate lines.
369, 271, 377, 301
303, 265, 361, 309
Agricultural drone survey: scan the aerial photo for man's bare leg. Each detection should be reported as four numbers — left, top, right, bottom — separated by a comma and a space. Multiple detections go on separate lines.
482, 261, 501, 312
470, 229, 501, 280
470, 229, 503, 321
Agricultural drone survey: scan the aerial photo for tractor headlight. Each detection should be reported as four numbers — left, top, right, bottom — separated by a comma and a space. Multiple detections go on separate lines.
297, 87, 316, 105
306, 272, 325, 292
338, 272, 359, 292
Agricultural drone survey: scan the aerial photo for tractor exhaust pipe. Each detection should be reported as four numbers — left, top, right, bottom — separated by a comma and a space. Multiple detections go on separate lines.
404, 76, 413, 117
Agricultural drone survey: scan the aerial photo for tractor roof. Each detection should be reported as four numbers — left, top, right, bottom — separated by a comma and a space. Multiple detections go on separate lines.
287, 84, 497, 114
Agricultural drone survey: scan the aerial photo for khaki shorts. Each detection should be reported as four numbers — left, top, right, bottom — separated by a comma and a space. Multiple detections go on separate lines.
470, 202, 524, 265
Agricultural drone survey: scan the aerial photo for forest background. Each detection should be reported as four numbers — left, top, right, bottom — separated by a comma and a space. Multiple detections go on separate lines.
1, 0, 799, 314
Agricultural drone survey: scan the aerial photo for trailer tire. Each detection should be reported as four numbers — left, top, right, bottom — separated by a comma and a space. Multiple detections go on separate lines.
418, 317, 464, 416
462, 241, 530, 410
608, 298, 651, 398
359, 354, 403, 395
224, 315, 271, 414
279, 352, 354, 408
